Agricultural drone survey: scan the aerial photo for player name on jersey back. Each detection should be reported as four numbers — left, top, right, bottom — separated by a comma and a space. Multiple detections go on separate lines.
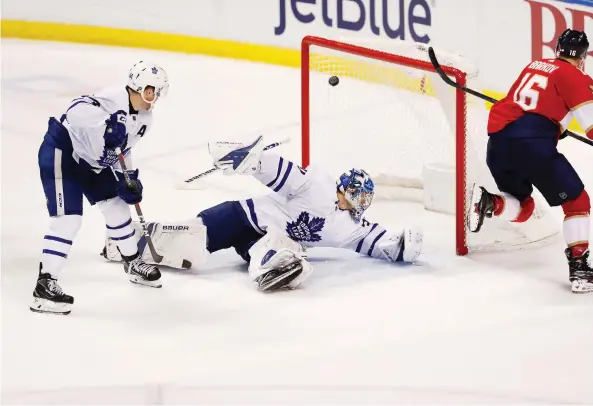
527, 60, 559, 74
488, 58, 593, 139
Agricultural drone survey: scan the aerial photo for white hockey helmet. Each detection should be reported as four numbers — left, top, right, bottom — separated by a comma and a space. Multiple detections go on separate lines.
127, 61, 169, 105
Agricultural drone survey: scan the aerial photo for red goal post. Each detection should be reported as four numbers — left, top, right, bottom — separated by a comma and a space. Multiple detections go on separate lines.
301, 35, 470, 255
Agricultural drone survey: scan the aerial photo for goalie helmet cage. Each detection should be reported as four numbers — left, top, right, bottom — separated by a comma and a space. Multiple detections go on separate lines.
300, 35, 558, 256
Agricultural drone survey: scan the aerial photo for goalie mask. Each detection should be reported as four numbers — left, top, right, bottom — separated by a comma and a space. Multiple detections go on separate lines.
337, 169, 375, 223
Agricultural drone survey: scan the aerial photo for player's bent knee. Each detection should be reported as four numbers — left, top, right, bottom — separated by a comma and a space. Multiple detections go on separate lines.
562, 190, 591, 218
48, 215, 82, 240
97, 197, 132, 226
512, 197, 535, 223
97, 197, 137, 257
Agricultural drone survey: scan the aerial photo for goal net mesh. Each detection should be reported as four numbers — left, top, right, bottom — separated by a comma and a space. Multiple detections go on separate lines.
303, 36, 559, 254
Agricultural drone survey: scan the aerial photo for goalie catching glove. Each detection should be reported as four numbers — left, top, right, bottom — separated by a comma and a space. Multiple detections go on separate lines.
209, 135, 266, 175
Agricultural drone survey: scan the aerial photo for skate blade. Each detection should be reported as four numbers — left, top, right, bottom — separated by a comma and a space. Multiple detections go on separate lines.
128, 275, 162, 288
467, 184, 483, 233
30, 297, 72, 315
259, 267, 302, 292
572, 280, 593, 293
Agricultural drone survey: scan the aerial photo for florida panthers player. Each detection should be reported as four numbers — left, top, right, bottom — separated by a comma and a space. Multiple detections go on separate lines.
101, 136, 424, 292
32, 61, 169, 315
469, 29, 593, 293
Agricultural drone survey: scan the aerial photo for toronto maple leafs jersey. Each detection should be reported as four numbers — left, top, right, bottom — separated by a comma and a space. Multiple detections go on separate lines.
237, 153, 395, 259
60, 86, 152, 172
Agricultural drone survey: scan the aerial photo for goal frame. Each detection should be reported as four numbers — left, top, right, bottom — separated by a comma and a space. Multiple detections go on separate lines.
300, 35, 470, 256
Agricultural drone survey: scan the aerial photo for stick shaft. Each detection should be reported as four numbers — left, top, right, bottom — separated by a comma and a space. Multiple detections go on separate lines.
181, 137, 291, 185
427, 47, 593, 147
115, 148, 163, 263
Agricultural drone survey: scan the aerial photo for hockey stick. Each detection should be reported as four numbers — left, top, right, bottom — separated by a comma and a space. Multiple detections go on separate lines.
177, 137, 292, 187
427, 47, 593, 147
115, 148, 164, 264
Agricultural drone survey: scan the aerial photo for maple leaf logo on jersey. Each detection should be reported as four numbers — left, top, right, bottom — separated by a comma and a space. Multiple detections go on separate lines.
286, 212, 325, 243
152, 67, 158, 74
98, 138, 130, 168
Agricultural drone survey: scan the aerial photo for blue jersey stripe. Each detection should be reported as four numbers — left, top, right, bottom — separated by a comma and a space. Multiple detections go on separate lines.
266, 157, 284, 187
274, 162, 293, 192
110, 230, 136, 241
42, 249, 68, 258
246, 199, 265, 234
367, 230, 387, 256
356, 223, 377, 253
44, 235, 73, 245
106, 218, 132, 230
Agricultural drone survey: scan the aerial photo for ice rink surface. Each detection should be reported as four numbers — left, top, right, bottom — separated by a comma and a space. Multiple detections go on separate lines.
1, 39, 592, 404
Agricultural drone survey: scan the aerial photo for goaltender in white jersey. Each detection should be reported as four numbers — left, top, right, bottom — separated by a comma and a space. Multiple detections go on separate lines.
102, 136, 424, 292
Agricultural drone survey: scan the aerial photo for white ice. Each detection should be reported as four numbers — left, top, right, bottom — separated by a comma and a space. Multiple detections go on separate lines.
1, 39, 592, 405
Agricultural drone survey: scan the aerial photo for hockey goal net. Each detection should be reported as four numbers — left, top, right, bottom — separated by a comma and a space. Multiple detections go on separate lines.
301, 35, 559, 255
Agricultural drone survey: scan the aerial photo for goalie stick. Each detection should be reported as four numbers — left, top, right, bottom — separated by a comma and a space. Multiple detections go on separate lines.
176, 137, 292, 188
427, 47, 593, 147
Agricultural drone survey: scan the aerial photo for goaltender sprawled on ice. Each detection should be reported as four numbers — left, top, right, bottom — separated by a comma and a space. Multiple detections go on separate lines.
101, 136, 424, 292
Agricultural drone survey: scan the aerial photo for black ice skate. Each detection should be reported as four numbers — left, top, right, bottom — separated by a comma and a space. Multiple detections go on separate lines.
467, 184, 496, 233
123, 253, 162, 288
255, 262, 303, 293
565, 248, 593, 294
30, 264, 74, 315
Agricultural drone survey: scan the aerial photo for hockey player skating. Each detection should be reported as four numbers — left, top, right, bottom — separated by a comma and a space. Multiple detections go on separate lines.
33, 61, 170, 315
469, 29, 593, 293
101, 136, 424, 292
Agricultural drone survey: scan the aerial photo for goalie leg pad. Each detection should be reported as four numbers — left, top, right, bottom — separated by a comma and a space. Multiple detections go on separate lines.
101, 219, 207, 269
248, 228, 312, 291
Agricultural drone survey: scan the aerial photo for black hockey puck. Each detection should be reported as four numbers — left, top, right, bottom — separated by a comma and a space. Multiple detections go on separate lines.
329, 76, 339, 86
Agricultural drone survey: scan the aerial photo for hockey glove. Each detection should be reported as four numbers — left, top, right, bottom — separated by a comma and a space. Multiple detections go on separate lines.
116, 169, 143, 204
104, 110, 128, 149
376, 227, 423, 264
209, 136, 264, 175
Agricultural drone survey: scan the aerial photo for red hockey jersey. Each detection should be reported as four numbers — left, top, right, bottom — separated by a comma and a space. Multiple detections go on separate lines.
488, 58, 593, 140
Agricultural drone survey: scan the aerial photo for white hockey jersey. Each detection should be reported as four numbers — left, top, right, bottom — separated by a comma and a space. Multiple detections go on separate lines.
61, 86, 152, 172
239, 153, 398, 260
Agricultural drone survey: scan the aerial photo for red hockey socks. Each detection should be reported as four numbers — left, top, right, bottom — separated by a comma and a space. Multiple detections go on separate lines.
493, 193, 535, 223
562, 190, 590, 256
